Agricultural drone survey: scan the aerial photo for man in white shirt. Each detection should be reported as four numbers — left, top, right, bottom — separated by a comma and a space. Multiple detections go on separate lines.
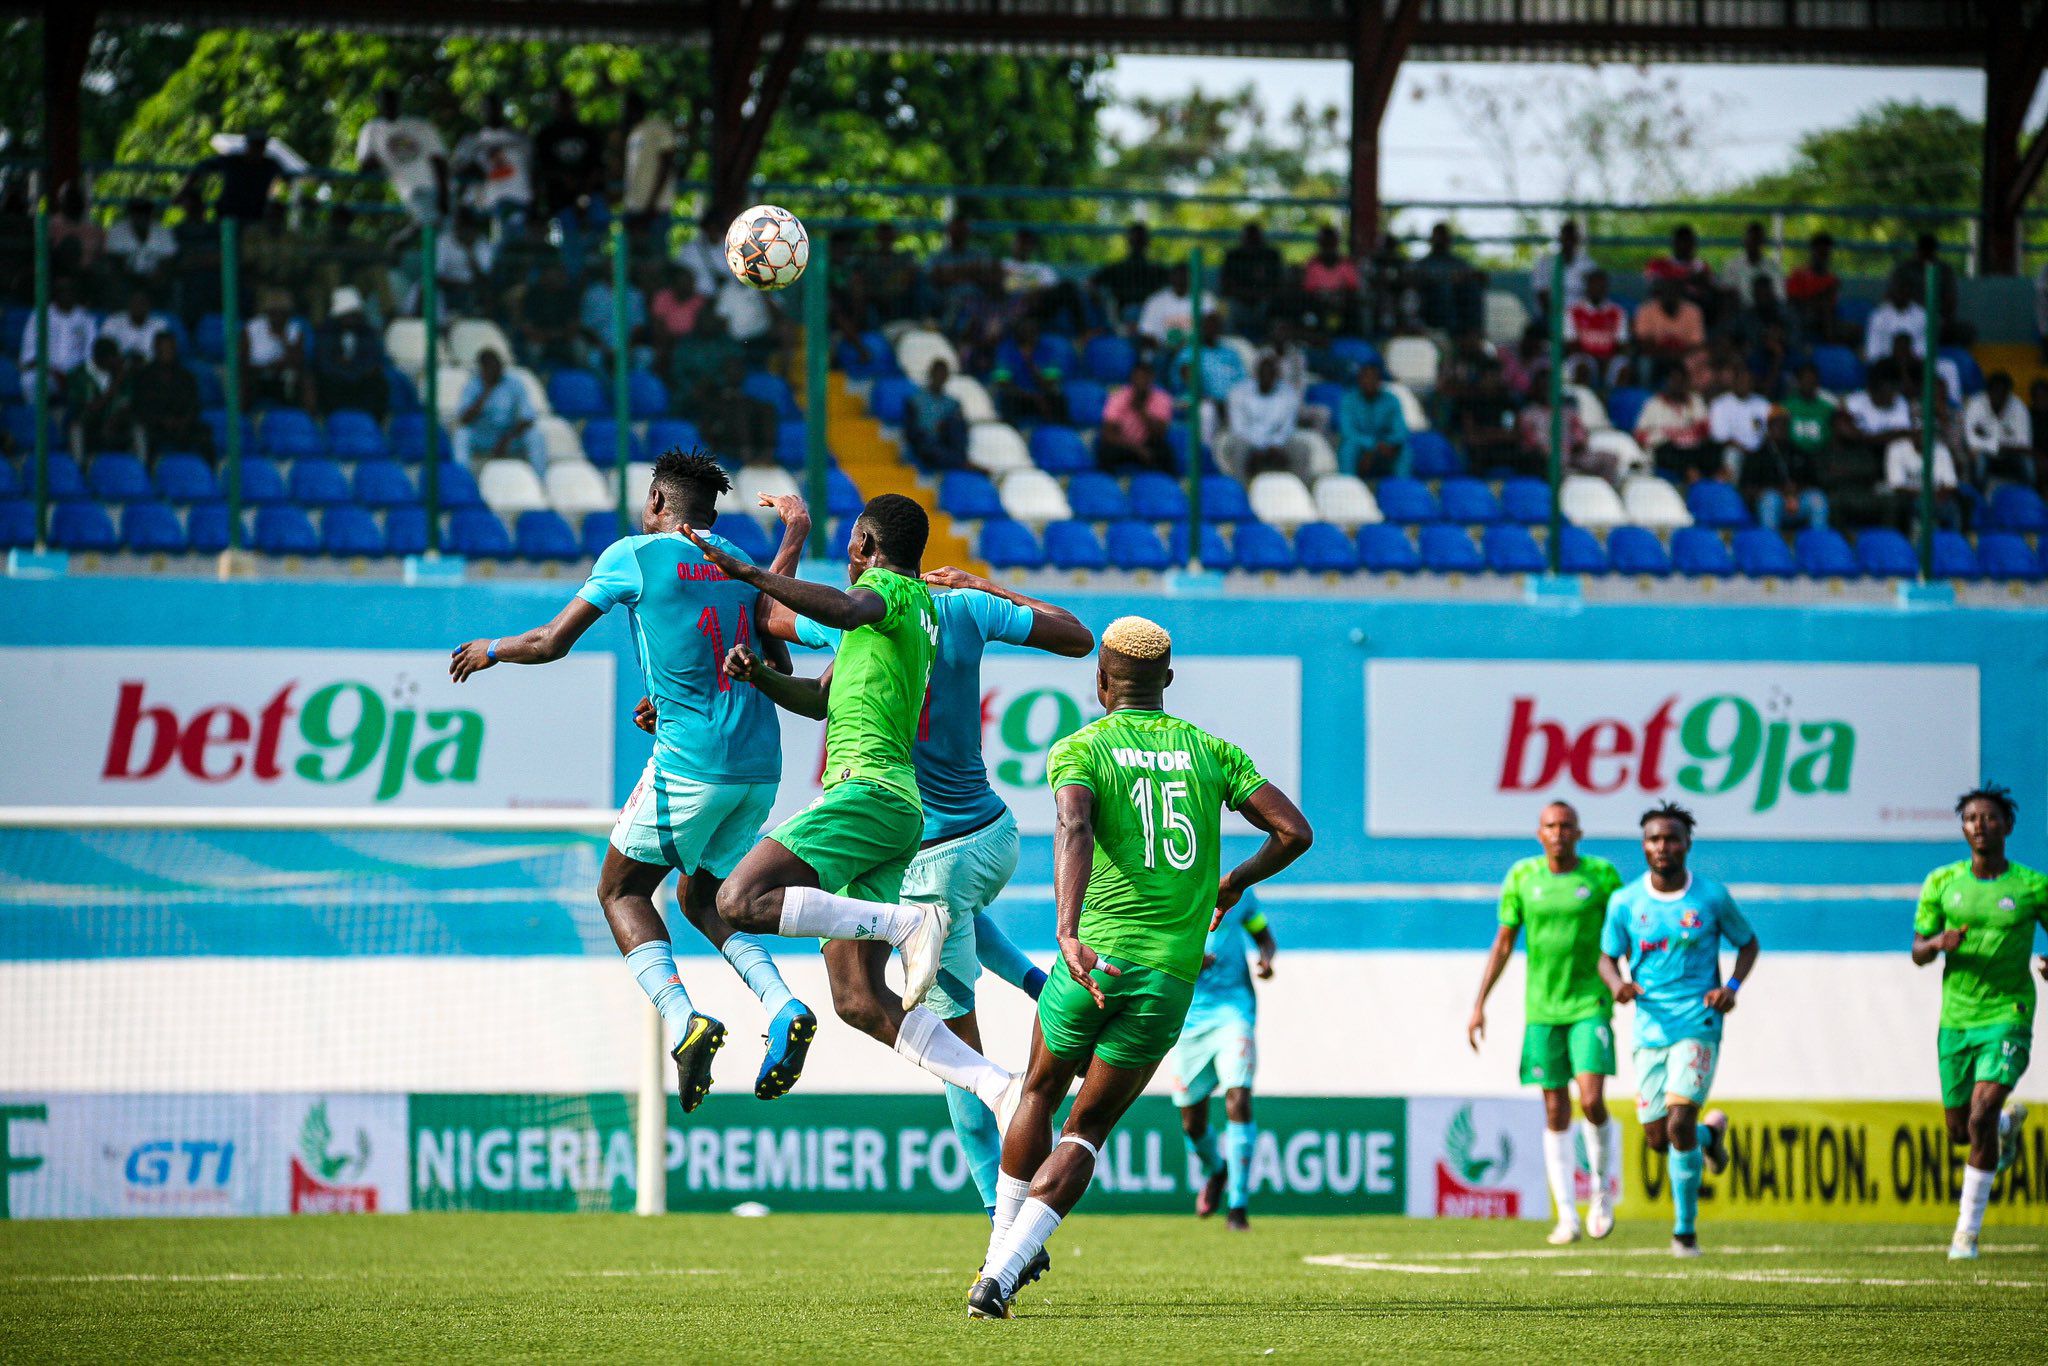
356, 89, 450, 231
1722, 221, 1785, 314
1532, 219, 1598, 316
1707, 365, 1771, 472
104, 199, 178, 285
1221, 355, 1308, 479
677, 210, 729, 297
621, 93, 679, 244
451, 100, 533, 238
1864, 279, 1928, 363
1963, 370, 2035, 486
1882, 426, 1961, 530
18, 275, 96, 402
99, 290, 168, 362
1136, 264, 1214, 349
244, 288, 310, 409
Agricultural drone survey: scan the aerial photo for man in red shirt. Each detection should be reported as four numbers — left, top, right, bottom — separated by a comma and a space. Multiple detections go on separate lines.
1785, 231, 1840, 343
1565, 268, 1630, 390
1644, 224, 1717, 324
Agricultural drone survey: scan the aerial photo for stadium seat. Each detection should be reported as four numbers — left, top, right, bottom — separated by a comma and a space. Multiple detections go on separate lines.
52, 500, 119, 551
87, 454, 151, 503
1168, 521, 1236, 570
1324, 336, 1382, 376
1405, 431, 1461, 479
1166, 426, 1207, 475
478, 460, 548, 516
544, 461, 611, 519
236, 458, 287, 506
1374, 477, 1440, 525
121, 502, 185, 554
1939, 346, 1983, 396
325, 409, 387, 461
1083, 334, 1136, 384
945, 376, 998, 424
1438, 477, 1504, 525
644, 418, 704, 459
1419, 524, 1484, 573
966, 422, 1033, 475
1044, 519, 1108, 571
1295, 521, 1357, 574
546, 368, 607, 419
1127, 471, 1189, 522
386, 366, 421, 414
195, 312, 228, 363
1027, 424, 1092, 475
1812, 344, 1864, 395
773, 419, 811, 469
717, 515, 774, 563
321, 505, 386, 557
1063, 379, 1108, 428
383, 319, 432, 375
0, 498, 35, 547
1607, 525, 1674, 576
1247, 472, 1316, 531
1105, 520, 1171, 572
1233, 522, 1295, 573
39, 453, 87, 502
202, 410, 256, 458
826, 468, 863, 519
183, 361, 223, 407
254, 504, 319, 556
1312, 474, 1381, 529
1357, 523, 1420, 573
1604, 386, 1651, 434
1306, 380, 1346, 415
153, 455, 219, 505
1570, 385, 1612, 432
1387, 381, 1429, 433
581, 510, 624, 560
1482, 524, 1546, 574
937, 470, 1004, 521
1686, 479, 1751, 529
1672, 526, 1735, 576
184, 503, 231, 553
0, 460, 19, 500
742, 371, 801, 421
979, 518, 1044, 570
385, 507, 433, 556
1482, 291, 1531, 348
1931, 529, 1981, 580
1976, 531, 2041, 581
628, 370, 670, 419
260, 409, 325, 459
1382, 337, 1440, 391
1732, 527, 1798, 577
581, 419, 645, 466
448, 507, 515, 558
1556, 525, 1609, 575
1621, 476, 1693, 529
354, 461, 417, 509
895, 329, 962, 384
2, 405, 36, 451
388, 412, 448, 462
1855, 528, 1918, 577
289, 458, 351, 507
1795, 527, 1858, 577
868, 376, 916, 425
432, 461, 485, 511
447, 318, 513, 369
1199, 474, 1253, 523
1987, 484, 2048, 533
515, 510, 581, 561
1066, 470, 1130, 522
733, 464, 800, 513
1501, 477, 1552, 525
999, 469, 1072, 525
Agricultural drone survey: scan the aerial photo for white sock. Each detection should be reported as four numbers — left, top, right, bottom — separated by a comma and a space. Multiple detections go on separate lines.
894, 1006, 1011, 1109
1542, 1127, 1579, 1227
1956, 1163, 1994, 1241
776, 885, 921, 945
989, 1197, 1063, 1295
1582, 1118, 1614, 1201
986, 1171, 1031, 1267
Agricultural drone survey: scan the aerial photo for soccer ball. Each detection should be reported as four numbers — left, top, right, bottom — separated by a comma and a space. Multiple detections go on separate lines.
725, 205, 809, 291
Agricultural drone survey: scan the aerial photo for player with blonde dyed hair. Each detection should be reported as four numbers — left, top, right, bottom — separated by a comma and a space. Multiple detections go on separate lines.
969, 616, 1313, 1319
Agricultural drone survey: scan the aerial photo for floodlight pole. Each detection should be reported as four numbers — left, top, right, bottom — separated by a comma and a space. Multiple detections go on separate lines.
1546, 253, 1565, 576
803, 231, 830, 560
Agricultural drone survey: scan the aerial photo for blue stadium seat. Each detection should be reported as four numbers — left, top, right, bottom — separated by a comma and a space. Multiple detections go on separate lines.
449, 508, 515, 559
515, 510, 580, 561
185, 361, 223, 407
260, 409, 325, 459
644, 418, 704, 459
979, 518, 1044, 570
1686, 479, 1751, 529
289, 458, 351, 506
121, 502, 185, 554
0, 459, 16, 498
1033, 333, 1081, 379
1439, 477, 1504, 525
1607, 525, 1673, 576
836, 334, 890, 378
1083, 335, 1136, 384
383, 506, 429, 556
1986, 485, 2048, 533
741, 372, 800, 420
3, 404, 36, 450
1295, 521, 1357, 574
254, 505, 319, 556
1127, 471, 1189, 521
1931, 530, 1980, 580
1795, 527, 1858, 577
386, 365, 421, 414
1234, 523, 1295, 572
1977, 532, 2042, 581
1168, 522, 1236, 570
87, 454, 151, 503
1855, 528, 1917, 577
1482, 524, 1546, 574
581, 419, 645, 465
938, 470, 1004, 521
1732, 527, 1797, 576
1556, 525, 1608, 575
1200, 474, 1253, 523
387, 412, 447, 462
1306, 381, 1345, 415
1405, 431, 1462, 479
1419, 524, 1484, 573
869, 376, 915, 425
627, 370, 670, 419
1357, 524, 1419, 573
237, 458, 288, 506
52, 501, 118, 551
153, 454, 220, 504
1066, 470, 1130, 521
185, 504, 231, 553
547, 368, 607, 419
1940, 346, 1983, 396
827, 468, 862, 518
713, 515, 772, 563
1326, 336, 1384, 376
0, 357, 16, 398
41, 453, 87, 501
1044, 519, 1108, 571
1374, 476, 1440, 524
354, 461, 417, 509
194, 312, 227, 362
1063, 379, 1108, 428
0, 499, 35, 547
581, 511, 623, 560
1500, 477, 1553, 526
774, 419, 811, 469
1605, 386, 1651, 433
1106, 520, 1171, 572
433, 461, 484, 511
321, 505, 386, 557
325, 409, 387, 461
1165, 426, 1208, 475
202, 410, 256, 458
1672, 526, 1735, 576
1812, 344, 1864, 395
1028, 425, 1092, 474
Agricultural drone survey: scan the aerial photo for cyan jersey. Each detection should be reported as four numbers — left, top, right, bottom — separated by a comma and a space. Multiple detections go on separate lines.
579, 530, 780, 785
1601, 872, 1754, 1049
795, 588, 1035, 842
1184, 893, 1266, 1027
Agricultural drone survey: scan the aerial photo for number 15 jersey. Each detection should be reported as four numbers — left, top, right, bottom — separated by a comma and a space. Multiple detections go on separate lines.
579, 530, 781, 785
1047, 708, 1266, 983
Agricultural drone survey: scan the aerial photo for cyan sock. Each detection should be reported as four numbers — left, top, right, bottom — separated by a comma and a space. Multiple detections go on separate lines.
1224, 1120, 1257, 1210
1670, 1145, 1704, 1238
973, 911, 1045, 997
626, 940, 696, 1045
947, 1081, 1003, 1210
719, 933, 797, 1017
1185, 1129, 1222, 1179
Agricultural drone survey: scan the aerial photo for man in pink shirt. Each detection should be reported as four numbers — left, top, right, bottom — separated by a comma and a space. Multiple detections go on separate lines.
1300, 225, 1362, 334
1633, 277, 1705, 386
1098, 359, 1176, 473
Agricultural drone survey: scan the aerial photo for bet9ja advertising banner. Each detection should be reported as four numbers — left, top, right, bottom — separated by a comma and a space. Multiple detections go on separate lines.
0, 648, 613, 808
1366, 661, 1978, 839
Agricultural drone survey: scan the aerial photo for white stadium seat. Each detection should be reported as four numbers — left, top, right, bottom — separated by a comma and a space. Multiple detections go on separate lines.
434, 367, 470, 426
1484, 289, 1532, 347
895, 329, 961, 385
1571, 384, 1612, 431
1313, 474, 1382, 530
545, 461, 612, 517
1382, 337, 1441, 393
613, 462, 654, 514
1220, 335, 1260, 376
449, 319, 516, 369
1588, 428, 1651, 479
966, 421, 1033, 475
536, 416, 583, 466
1248, 471, 1317, 532
383, 318, 432, 377
735, 465, 801, 517
510, 366, 550, 416
1387, 380, 1429, 433
998, 469, 1072, 525
1622, 475, 1694, 529
477, 459, 547, 516
1560, 474, 1626, 529
944, 375, 998, 424
1293, 427, 1339, 478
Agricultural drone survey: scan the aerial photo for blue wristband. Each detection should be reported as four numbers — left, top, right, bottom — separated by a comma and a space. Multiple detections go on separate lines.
486, 639, 499, 662
1725, 977, 1741, 993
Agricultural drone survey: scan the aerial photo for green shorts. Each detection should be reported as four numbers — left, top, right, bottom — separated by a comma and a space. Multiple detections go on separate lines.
1938, 1025, 2032, 1110
1519, 1018, 1616, 1088
1037, 955, 1195, 1071
901, 809, 1020, 1021
768, 779, 922, 903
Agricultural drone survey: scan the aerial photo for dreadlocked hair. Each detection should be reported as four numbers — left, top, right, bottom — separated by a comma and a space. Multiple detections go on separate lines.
651, 446, 731, 516
1955, 784, 2018, 824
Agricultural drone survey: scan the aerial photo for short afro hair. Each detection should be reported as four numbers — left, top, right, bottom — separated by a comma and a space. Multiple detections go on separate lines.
1956, 784, 2018, 825
855, 493, 928, 564
1640, 801, 1697, 832
651, 446, 730, 516
1102, 616, 1171, 660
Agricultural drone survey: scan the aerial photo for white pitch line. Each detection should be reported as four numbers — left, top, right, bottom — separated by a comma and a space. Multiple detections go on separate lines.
562, 1268, 728, 1278
6, 1272, 334, 1284
1305, 1253, 2043, 1290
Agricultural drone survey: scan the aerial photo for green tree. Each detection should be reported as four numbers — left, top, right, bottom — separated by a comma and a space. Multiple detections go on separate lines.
0, 22, 199, 166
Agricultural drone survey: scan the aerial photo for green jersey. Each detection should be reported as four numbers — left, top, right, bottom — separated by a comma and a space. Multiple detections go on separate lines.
1783, 392, 1836, 457
1914, 860, 2048, 1031
1047, 708, 1267, 983
1498, 854, 1622, 1025
821, 567, 937, 808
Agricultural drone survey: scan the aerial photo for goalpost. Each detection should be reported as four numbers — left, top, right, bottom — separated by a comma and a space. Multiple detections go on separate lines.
0, 807, 672, 1218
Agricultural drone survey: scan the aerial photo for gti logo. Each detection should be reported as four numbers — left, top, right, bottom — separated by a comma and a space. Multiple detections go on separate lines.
124, 1139, 235, 1187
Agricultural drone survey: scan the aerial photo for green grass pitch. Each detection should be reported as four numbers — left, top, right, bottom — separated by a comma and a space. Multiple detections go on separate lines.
4, 1214, 2044, 1361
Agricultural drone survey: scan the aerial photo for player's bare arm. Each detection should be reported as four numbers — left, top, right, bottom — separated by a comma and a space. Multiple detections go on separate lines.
1598, 952, 1639, 1004
1051, 781, 1120, 1009
449, 597, 603, 681
1705, 936, 1759, 1013
680, 523, 890, 631
726, 644, 831, 720
921, 566, 1096, 657
1209, 783, 1313, 929
1468, 924, 1520, 1050
1912, 925, 1966, 966
1251, 922, 1277, 980
757, 493, 812, 576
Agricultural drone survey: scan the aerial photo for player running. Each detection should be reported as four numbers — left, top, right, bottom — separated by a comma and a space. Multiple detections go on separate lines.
449, 449, 816, 1113
969, 617, 1313, 1319
1598, 802, 1759, 1259
1171, 886, 1274, 1231
759, 565, 1094, 1217
684, 494, 1016, 1115
1911, 784, 2047, 1261
1468, 801, 1623, 1244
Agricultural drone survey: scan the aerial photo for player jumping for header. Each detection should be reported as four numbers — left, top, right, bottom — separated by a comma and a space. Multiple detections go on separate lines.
969, 616, 1312, 1319
1171, 885, 1275, 1231
1912, 784, 2047, 1261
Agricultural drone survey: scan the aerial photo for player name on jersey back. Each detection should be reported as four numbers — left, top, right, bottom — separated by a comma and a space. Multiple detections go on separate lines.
1110, 746, 1193, 771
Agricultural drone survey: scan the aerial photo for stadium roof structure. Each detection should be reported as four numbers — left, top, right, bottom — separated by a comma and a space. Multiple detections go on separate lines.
23, 0, 2048, 269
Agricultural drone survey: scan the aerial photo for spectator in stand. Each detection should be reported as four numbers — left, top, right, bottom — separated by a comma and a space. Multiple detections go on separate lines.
1515, 388, 1595, 482
580, 264, 649, 364
1137, 264, 1207, 350
356, 89, 450, 243
1531, 219, 1596, 319
182, 130, 295, 225
2031, 378, 2048, 480
648, 266, 706, 372
312, 287, 388, 419
1782, 362, 1836, 465
668, 305, 743, 404
100, 290, 167, 363
18, 274, 96, 402
1644, 223, 1717, 325
1634, 366, 1715, 483
516, 259, 584, 367
169, 187, 221, 322
1965, 370, 2034, 488
243, 288, 311, 411
1785, 231, 1841, 342
1721, 222, 1784, 321
1411, 222, 1484, 336
1732, 274, 1800, 355
1830, 361, 1914, 528
46, 182, 104, 283
1885, 331, 1961, 411
1708, 365, 1771, 474
1093, 222, 1170, 322
1003, 229, 1086, 331
1889, 233, 1967, 345
1300, 224, 1364, 335
902, 357, 968, 471
1880, 401, 1962, 532
451, 99, 534, 240
859, 221, 924, 324
129, 331, 211, 463
66, 337, 130, 456
435, 211, 498, 314
105, 199, 177, 295
1363, 229, 1412, 335
1221, 355, 1308, 479
1450, 352, 1519, 474
927, 214, 1003, 341
1337, 361, 1407, 478
1564, 268, 1630, 389
1864, 276, 1928, 364
675, 209, 728, 297
1742, 314, 1798, 400
1260, 322, 1312, 402
308, 203, 395, 327
990, 316, 1066, 425
1633, 276, 1705, 384
533, 88, 607, 276
1168, 312, 1247, 408
620, 92, 679, 248
455, 347, 541, 470
1499, 325, 1548, 402
710, 270, 776, 349
1741, 408, 1828, 532
1097, 359, 1175, 474
693, 354, 778, 468
1221, 222, 1285, 338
